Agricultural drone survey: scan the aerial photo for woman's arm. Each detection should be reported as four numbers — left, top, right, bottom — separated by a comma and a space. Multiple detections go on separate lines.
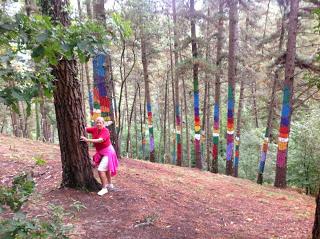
80, 136, 104, 143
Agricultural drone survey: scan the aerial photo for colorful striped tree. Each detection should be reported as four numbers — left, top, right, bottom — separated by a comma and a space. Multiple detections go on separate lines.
172, 0, 182, 166
190, 0, 202, 169
141, 26, 155, 162
212, 0, 224, 174
274, 0, 299, 188
226, 0, 238, 175
257, 2, 287, 184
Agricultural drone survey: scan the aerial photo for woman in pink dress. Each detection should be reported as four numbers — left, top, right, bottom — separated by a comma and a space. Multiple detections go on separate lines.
80, 117, 119, 196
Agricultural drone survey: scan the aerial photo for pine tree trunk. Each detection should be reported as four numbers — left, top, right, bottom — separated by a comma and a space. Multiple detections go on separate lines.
203, 6, 211, 170
164, 66, 168, 162
234, 79, 244, 177
172, 0, 182, 166
35, 102, 40, 140
182, 74, 191, 167
212, 0, 224, 173
39, 86, 51, 142
44, 0, 100, 191
313, 189, 320, 239
257, 10, 286, 184
226, 0, 238, 176
190, 0, 201, 169
274, 0, 299, 188
140, 28, 155, 162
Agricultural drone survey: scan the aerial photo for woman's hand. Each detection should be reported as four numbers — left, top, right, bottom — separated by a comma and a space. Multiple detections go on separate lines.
80, 136, 88, 142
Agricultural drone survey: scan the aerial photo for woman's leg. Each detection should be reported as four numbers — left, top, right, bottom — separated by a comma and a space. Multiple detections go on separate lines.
106, 170, 111, 185
98, 171, 108, 188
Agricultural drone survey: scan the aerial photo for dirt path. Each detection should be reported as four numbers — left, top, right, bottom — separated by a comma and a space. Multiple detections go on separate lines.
0, 134, 315, 238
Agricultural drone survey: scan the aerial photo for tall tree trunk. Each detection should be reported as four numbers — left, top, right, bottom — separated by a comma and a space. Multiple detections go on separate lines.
251, 81, 259, 128
172, 0, 182, 166
274, 0, 299, 188
182, 75, 191, 167
257, 10, 286, 184
313, 189, 320, 239
226, 0, 238, 176
35, 102, 40, 139
92, 0, 119, 155
203, 6, 211, 170
126, 85, 138, 157
77, 0, 87, 124
85, 0, 93, 123
39, 86, 51, 142
190, 0, 201, 169
138, 84, 146, 159
234, 78, 244, 177
212, 0, 224, 173
134, 89, 138, 158
140, 27, 155, 162
234, 11, 248, 177
169, 33, 176, 165
164, 66, 169, 162
43, 0, 100, 191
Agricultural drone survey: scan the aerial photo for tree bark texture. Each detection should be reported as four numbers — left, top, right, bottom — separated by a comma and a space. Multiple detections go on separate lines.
141, 28, 155, 162
226, 0, 238, 176
274, 0, 299, 188
212, 0, 224, 173
47, 0, 100, 191
190, 0, 201, 169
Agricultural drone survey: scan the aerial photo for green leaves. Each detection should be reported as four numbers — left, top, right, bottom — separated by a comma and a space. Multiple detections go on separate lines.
112, 13, 133, 39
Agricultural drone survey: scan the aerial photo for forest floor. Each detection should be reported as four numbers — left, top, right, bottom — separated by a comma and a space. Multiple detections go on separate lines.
0, 134, 316, 239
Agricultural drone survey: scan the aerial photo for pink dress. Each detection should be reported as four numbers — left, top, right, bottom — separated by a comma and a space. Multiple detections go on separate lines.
87, 127, 119, 176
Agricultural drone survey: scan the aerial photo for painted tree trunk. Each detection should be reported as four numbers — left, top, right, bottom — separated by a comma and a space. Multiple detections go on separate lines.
172, 0, 182, 166
141, 30, 155, 162
257, 11, 286, 184
212, 0, 224, 173
226, 0, 238, 176
234, 79, 244, 177
164, 66, 168, 162
204, 7, 211, 170
274, 0, 299, 188
190, 0, 201, 169
182, 75, 191, 167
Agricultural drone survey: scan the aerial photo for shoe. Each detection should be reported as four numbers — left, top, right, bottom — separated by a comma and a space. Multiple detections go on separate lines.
107, 184, 114, 189
97, 188, 108, 196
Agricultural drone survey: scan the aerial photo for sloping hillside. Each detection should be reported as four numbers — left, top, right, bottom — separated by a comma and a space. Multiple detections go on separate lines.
0, 134, 315, 239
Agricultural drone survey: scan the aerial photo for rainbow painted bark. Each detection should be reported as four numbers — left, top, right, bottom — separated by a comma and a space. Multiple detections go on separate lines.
194, 79, 201, 169
92, 54, 111, 122
226, 86, 234, 175
212, 103, 219, 172
147, 103, 155, 159
234, 135, 240, 176
258, 129, 269, 179
276, 86, 291, 168
176, 105, 182, 166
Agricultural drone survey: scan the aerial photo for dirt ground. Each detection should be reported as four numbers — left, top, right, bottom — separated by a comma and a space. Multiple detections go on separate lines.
0, 134, 316, 239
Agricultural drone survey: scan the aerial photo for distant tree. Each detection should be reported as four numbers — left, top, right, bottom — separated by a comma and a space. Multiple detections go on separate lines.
190, 0, 201, 169
211, 0, 224, 173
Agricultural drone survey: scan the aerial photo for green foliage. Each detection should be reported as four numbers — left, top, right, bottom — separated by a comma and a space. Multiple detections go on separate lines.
0, 173, 72, 238
69, 200, 87, 213
287, 109, 320, 195
111, 13, 132, 39
32, 155, 47, 166
0, 172, 35, 212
